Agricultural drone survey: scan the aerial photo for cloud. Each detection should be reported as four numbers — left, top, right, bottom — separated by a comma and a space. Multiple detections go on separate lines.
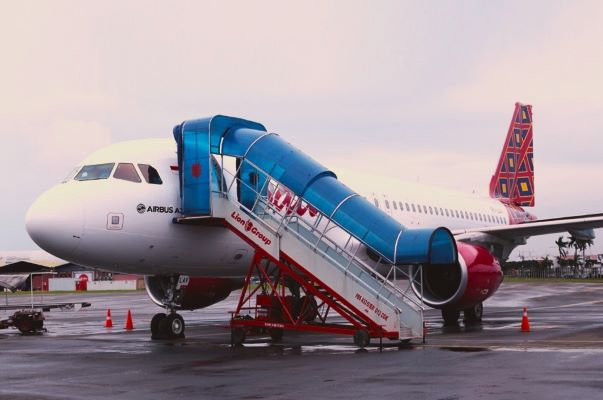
1, 1, 602, 256
23, 119, 113, 168
444, 3, 603, 114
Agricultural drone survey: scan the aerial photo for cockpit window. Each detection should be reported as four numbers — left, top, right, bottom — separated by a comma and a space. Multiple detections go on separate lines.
74, 163, 115, 181
114, 163, 142, 183
62, 167, 80, 183
138, 164, 163, 184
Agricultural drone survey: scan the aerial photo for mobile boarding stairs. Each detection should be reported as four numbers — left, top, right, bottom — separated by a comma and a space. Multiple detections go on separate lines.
173, 115, 458, 347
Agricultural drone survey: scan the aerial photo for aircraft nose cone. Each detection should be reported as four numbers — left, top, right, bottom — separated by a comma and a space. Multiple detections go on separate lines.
26, 185, 84, 260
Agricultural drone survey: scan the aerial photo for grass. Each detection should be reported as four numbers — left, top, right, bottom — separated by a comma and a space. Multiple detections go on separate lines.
504, 277, 603, 284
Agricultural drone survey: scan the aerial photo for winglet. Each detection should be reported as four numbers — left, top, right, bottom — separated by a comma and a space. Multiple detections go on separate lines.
489, 103, 535, 207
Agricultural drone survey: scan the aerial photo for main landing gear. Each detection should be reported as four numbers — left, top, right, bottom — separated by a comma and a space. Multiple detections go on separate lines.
463, 303, 483, 325
441, 303, 483, 326
442, 308, 460, 326
151, 275, 186, 340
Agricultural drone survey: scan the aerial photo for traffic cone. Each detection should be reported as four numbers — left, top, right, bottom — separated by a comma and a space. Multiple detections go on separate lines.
520, 307, 531, 332
125, 309, 134, 330
105, 309, 113, 328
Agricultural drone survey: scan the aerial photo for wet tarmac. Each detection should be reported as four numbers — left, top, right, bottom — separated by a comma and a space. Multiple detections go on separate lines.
1, 282, 603, 399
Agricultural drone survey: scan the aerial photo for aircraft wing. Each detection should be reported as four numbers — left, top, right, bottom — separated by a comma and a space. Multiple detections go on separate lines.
452, 213, 603, 240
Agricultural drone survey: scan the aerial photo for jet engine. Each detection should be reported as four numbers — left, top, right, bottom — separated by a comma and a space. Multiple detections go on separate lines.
410, 241, 503, 323
145, 276, 241, 310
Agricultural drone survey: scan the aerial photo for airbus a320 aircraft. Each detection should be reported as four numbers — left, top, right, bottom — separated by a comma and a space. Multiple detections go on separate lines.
25, 103, 603, 342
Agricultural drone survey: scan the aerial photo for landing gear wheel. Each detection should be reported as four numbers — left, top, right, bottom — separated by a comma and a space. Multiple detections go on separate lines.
166, 313, 185, 338
269, 328, 284, 342
157, 313, 185, 339
151, 313, 167, 340
442, 309, 460, 326
231, 327, 246, 346
353, 329, 370, 348
464, 303, 483, 324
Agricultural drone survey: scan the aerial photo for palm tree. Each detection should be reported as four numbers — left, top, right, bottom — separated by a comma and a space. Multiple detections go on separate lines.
568, 235, 579, 261
555, 236, 568, 258
568, 236, 594, 276
579, 238, 594, 265
567, 235, 580, 276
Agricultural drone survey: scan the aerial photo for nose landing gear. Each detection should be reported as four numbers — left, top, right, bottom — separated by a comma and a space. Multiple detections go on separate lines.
151, 312, 185, 340
150, 275, 186, 340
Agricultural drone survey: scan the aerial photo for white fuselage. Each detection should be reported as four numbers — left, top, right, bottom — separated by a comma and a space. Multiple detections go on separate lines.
25, 139, 515, 277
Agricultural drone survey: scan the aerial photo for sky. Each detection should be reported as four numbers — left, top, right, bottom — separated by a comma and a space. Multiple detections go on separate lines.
1, 1, 602, 260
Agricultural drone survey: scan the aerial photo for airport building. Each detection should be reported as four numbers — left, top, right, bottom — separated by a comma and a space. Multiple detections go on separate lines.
0, 261, 144, 291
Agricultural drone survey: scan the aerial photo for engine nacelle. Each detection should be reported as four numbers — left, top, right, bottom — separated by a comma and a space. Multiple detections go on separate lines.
410, 242, 503, 310
145, 276, 241, 310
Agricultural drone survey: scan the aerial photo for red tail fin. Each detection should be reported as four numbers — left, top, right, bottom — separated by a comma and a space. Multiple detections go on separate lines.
489, 103, 535, 207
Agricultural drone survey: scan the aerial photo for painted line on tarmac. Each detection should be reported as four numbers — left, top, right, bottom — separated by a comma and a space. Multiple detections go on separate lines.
481, 299, 603, 315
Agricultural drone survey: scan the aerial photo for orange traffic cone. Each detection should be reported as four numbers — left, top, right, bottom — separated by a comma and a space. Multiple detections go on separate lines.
105, 309, 113, 328
521, 307, 531, 332
125, 309, 134, 330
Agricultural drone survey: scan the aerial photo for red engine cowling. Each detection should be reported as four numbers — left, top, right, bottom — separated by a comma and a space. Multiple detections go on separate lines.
145, 276, 242, 310
410, 242, 503, 310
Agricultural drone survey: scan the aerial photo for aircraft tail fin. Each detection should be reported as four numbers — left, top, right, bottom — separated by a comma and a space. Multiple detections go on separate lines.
489, 103, 535, 207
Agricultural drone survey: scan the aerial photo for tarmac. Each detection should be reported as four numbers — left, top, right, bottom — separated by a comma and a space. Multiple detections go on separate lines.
1, 282, 603, 399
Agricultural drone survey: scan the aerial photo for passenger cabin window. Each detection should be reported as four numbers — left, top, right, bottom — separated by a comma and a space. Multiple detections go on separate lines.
75, 163, 115, 181
374, 198, 380, 208
138, 164, 163, 184
392, 201, 397, 210
411, 204, 416, 212
114, 163, 141, 183
385, 200, 390, 209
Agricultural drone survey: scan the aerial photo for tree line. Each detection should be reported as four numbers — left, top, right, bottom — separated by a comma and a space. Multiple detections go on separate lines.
502, 235, 600, 279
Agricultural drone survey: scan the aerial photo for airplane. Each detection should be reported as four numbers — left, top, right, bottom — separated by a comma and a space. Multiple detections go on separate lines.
24, 103, 603, 340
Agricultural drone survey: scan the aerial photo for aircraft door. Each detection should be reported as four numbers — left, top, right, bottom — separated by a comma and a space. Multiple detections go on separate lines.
236, 158, 268, 211
175, 120, 212, 216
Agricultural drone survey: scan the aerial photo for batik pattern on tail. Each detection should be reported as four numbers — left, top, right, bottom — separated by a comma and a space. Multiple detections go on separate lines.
489, 103, 535, 207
